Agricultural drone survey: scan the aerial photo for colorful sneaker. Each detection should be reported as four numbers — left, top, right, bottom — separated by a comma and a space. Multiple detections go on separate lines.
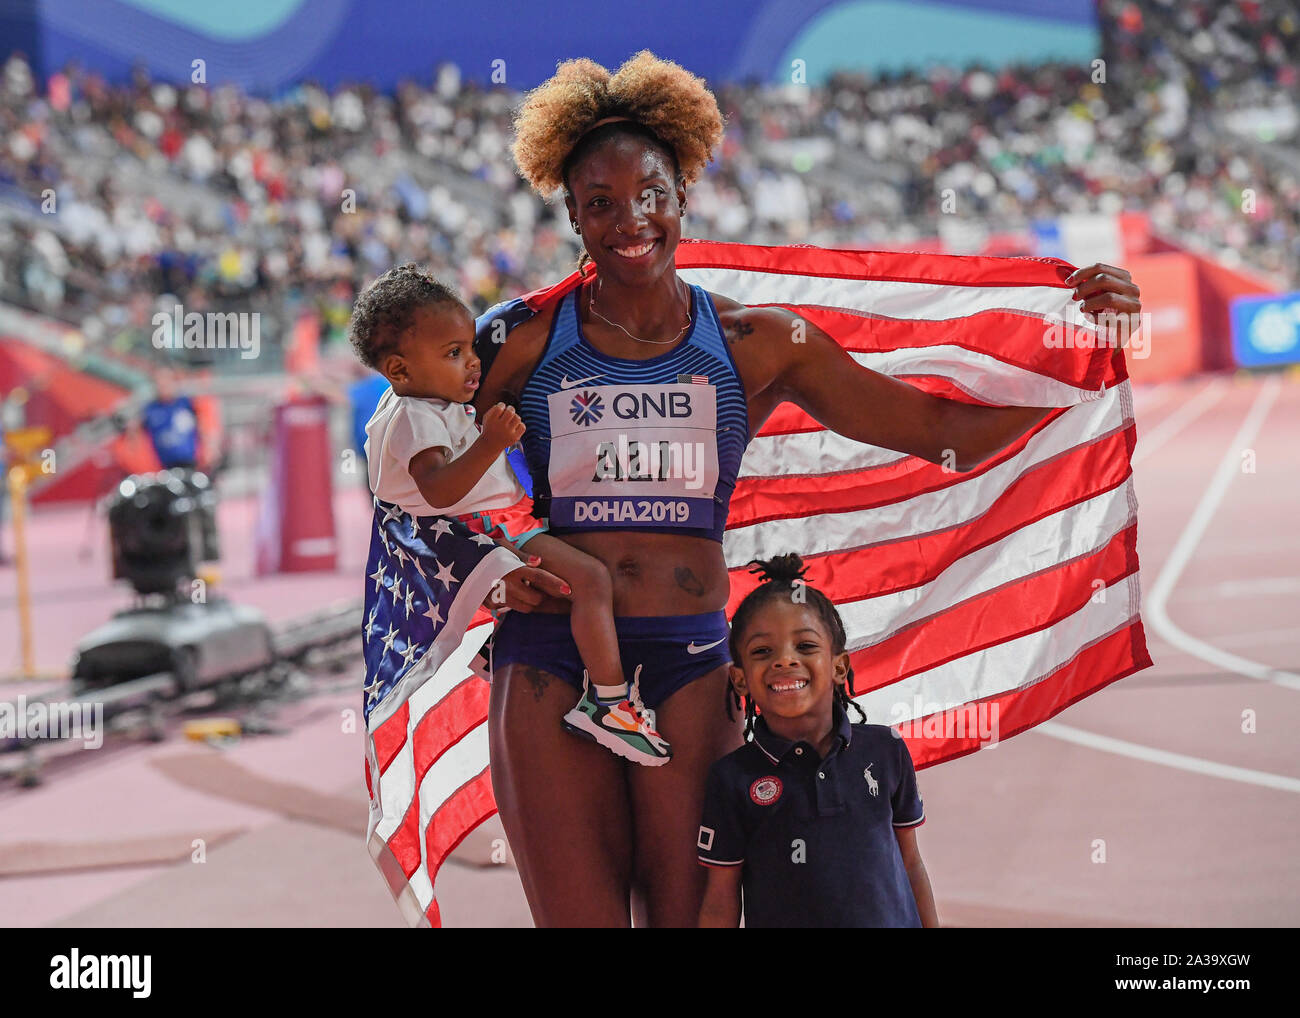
561, 664, 672, 766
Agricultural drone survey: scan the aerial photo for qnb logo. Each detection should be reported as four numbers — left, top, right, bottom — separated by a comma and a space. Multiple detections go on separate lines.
569, 391, 605, 427
50, 950, 151, 998
611, 391, 693, 421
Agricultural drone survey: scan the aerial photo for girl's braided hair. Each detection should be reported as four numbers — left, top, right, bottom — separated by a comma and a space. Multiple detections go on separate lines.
726, 553, 866, 740
509, 50, 725, 271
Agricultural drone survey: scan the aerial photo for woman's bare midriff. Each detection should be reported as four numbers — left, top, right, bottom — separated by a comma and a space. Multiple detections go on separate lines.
529, 529, 730, 616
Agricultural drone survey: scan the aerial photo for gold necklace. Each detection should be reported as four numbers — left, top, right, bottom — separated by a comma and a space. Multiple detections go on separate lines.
588, 276, 691, 346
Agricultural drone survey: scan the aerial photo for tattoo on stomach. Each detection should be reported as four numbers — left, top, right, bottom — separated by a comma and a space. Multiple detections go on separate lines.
674, 566, 707, 597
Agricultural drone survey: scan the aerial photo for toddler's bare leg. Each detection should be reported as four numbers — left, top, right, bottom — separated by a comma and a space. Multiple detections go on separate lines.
518, 534, 624, 692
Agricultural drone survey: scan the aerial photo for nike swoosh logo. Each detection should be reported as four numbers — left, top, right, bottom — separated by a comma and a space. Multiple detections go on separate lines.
686, 637, 726, 654
560, 373, 604, 388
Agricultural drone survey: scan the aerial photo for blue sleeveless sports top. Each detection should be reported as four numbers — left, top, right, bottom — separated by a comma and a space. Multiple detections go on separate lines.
515, 281, 749, 543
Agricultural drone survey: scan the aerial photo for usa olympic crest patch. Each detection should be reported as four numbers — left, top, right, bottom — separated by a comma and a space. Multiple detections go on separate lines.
749, 776, 783, 805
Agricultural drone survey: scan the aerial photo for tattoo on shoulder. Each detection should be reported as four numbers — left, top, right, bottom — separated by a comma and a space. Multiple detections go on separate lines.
726, 318, 754, 344
674, 567, 707, 597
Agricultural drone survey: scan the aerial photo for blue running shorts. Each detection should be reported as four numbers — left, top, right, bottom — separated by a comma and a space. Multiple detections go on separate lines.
489, 609, 731, 709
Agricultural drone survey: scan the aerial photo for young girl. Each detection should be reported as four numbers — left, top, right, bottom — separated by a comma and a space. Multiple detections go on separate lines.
697, 553, 940, 927
351, 263, 670, 765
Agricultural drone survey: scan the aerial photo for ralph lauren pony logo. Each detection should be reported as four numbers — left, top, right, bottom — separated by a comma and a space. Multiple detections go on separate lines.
569, 390, 605, 426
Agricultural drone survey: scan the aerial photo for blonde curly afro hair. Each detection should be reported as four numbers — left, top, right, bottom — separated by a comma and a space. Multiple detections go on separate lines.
511, 49, 725, 201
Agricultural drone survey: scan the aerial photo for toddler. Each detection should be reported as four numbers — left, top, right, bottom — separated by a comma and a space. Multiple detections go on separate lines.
351, 264, 670, 765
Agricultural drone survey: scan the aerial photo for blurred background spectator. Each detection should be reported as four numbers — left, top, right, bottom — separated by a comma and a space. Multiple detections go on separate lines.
139, 367, 199, 470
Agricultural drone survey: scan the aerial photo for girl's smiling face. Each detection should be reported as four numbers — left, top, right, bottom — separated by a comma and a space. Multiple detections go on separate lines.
730, 598, 850, 729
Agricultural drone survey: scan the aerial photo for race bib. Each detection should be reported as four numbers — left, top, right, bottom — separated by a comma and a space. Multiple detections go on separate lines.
546, 383, 719, 529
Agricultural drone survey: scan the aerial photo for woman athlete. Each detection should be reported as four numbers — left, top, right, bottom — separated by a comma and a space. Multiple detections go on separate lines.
473, 51, 1142, 927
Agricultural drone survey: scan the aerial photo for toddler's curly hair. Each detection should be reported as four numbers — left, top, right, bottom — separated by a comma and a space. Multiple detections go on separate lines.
348, 263, 465, 371
510, 49, 725, 201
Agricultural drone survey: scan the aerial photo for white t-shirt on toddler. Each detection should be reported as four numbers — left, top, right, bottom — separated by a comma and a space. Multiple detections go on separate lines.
364, 388, 524, 517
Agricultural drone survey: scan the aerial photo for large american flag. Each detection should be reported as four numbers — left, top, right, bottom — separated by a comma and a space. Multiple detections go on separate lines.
364, 238, 1151, 926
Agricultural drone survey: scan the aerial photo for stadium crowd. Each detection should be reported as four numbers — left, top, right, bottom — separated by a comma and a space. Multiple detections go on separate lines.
0, 0, 1295, 370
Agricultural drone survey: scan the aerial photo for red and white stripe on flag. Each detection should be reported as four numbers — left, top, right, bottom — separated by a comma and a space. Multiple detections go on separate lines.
674, 238, 1151, 768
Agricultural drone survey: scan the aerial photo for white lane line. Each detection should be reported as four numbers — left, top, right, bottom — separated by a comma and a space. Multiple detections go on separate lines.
1149, 623, 1300, 651
1206, 625, 1300, 650
1195, 537, 1300, 557
1173, 576, 1300, 601
1146, 374, 1300, 689
1036, 721, 1300, 792
1211, 576, 1300, 598
1132, 376, 1227, 465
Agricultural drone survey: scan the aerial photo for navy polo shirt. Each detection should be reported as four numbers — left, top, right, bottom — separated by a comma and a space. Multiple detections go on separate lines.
698, 701, 926, 927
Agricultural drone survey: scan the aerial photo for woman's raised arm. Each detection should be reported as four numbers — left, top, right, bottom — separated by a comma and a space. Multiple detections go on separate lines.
759, 307, 1049, 472
758, 263, 1141, 472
